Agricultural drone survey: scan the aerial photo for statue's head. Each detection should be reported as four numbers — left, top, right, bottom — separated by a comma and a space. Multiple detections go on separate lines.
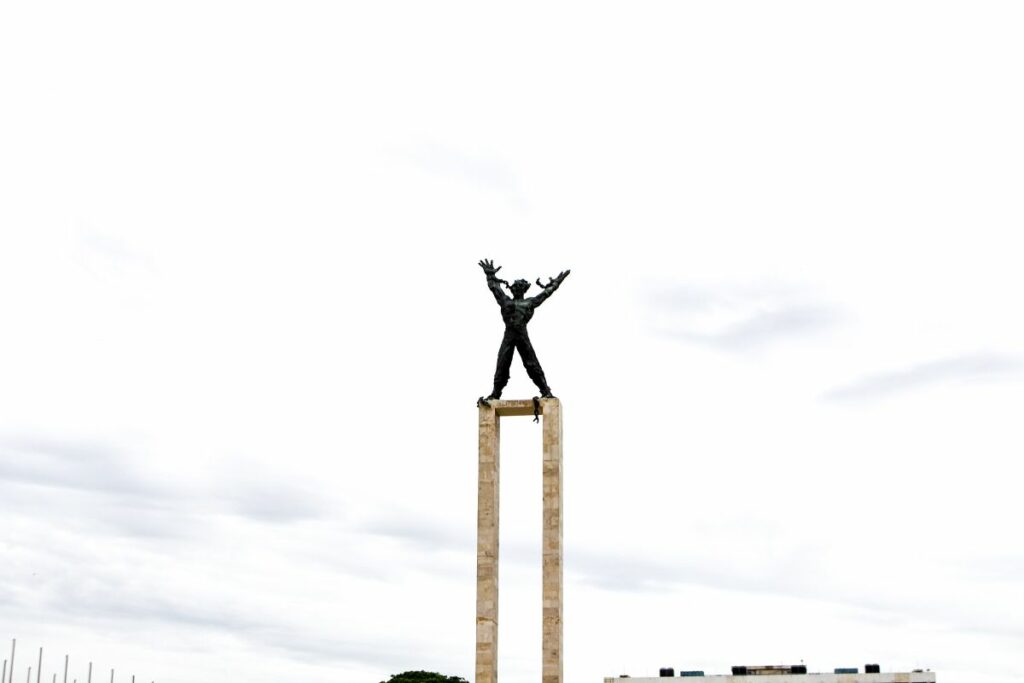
509, 279, 531, 299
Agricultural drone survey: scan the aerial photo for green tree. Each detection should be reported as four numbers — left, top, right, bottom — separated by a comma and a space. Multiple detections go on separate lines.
380, 672, 469, 683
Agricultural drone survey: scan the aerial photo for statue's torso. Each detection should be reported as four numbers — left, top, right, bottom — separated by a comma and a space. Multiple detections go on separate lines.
501, 298, 534, 330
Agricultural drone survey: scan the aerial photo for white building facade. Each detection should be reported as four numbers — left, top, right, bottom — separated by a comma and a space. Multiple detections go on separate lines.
605, 671, 936, 683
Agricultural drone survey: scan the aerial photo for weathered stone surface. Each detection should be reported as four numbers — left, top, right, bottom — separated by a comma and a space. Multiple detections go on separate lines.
540, 398, 563, 683
476, 404, 500, 683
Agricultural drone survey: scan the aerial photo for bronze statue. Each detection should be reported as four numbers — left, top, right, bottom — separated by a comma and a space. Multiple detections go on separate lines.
478, 259, 570, 404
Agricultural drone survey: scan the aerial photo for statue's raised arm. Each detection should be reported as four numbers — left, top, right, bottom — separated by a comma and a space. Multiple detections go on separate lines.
479, 259, 510, 305
530, 270, 571, 307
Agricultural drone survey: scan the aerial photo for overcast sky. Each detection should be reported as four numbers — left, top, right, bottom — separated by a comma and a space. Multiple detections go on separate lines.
2, 2, 1023, 683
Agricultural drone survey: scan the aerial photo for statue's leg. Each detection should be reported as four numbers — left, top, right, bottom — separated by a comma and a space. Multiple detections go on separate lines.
517, 335, 553, 398
488, 332, 516, 399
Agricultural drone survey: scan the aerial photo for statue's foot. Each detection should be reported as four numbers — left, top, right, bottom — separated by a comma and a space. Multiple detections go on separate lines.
540, 391, 556, 399
477, 396, 491, 407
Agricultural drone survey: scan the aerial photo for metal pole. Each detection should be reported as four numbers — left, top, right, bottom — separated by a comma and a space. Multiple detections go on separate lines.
108, 669, 112, 683
86, 663, 91, 683
63, 656, 67, 683
9, 639, 15, 683
2, 658, 6, 683
36, 648, 42, 683
26, 667, 31, 683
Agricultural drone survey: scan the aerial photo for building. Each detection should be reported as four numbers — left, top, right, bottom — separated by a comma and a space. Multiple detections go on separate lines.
604, 664, 935, 683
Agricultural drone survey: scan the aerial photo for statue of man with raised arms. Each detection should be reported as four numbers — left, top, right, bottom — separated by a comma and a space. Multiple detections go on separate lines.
478, 259, 570, 404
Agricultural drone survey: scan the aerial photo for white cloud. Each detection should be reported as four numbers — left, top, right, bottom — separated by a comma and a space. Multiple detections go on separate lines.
824, 353, 1022, 402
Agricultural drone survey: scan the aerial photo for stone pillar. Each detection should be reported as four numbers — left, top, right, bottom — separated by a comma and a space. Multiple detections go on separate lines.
476, 404, 500, 683
475, 398, 563, 683
541, 398, 563, 683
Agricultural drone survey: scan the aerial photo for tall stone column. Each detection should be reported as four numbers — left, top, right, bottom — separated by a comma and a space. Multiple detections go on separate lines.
476, 404, 500, 683
475, 398, 563, 683
541, 398, 563, 683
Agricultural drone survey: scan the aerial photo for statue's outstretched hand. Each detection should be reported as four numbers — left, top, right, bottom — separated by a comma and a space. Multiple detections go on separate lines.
479, 259, 502, 277
536, 270, 571, 290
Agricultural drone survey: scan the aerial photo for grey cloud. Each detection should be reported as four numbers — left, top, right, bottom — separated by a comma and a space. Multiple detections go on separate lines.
0, 434, 331, 529
0, 435, 164, 498
258, 630, 434, 671
1, 485, 199, 541
92, 502, 199, 539
569, 547, 807, 596
225, 481, 328, 523
58, 582, 255, 632
650, 283, 840, 351
360, 513, 472, 552
571, 545, 1024, 647
49, 564, 433, 673
0, 434, 207, 539
823, 353, 1022, 402
838, 588, 1024, 644
676, 305, 838, 351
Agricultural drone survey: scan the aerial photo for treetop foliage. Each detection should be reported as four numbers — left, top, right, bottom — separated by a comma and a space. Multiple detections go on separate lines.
380, 671, 469, 683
